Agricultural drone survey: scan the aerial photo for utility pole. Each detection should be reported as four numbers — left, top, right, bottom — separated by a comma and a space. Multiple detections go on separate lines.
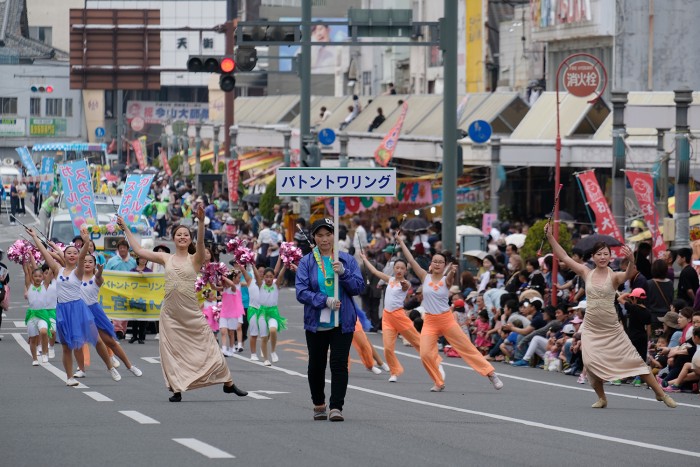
299, 0, 312, 221
117, 90, 124, 163
339, 132, 349, 168
490, 137, 501, 215
224, 0, 237, 160
441, 0, 458, 255
674, 88, 693, 248
611, 90, 628, 239
656, 128, 670, 219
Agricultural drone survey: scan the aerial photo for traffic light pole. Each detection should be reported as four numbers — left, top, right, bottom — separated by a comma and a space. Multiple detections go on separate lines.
224, 0, 237, 161
441, 0, 457, 256
299, 0, 312, 221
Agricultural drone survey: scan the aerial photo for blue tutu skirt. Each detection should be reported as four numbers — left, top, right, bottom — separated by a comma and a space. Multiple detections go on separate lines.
88, 303, 117, 339
56, 300, 99, 350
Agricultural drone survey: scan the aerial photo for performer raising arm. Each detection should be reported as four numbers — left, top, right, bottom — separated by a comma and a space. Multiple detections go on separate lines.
545, 224, 676, 409
117, 206, 247, 402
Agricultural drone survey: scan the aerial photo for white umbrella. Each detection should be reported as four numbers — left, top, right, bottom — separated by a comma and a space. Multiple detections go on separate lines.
505, 233, 527, 248
463, 250, 486, 260
456, 225, 483, 240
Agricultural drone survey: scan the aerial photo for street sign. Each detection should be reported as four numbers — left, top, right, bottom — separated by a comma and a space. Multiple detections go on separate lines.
131, 117, 145, 132
318, 128, 336, 146
468, 120, 492, 144
95, 127, 105, 137
563, 60, 602, 98
276, 167, 396, 197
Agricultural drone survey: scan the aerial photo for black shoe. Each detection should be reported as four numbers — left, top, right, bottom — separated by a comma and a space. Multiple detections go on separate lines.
169, 392, 182, 402
138, 340, 145, 344
223, 383, 248, 397
116, 331, 125, 340
129, 336, 138, 344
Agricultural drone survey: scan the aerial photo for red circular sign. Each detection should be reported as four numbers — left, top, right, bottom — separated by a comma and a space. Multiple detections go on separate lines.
131, 117, 145, 132
563, 60, 601, 98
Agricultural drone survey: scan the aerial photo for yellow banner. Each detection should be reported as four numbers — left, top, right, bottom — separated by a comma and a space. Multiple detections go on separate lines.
466, 0, 484, 92
99, 271, 164, 320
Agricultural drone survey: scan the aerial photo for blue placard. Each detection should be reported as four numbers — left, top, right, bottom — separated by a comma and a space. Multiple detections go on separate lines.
40, 157, 55, 197
95, 127, 105, 137
318, 128, 336, 146
15, 146, 39, 176
468, 120, 492, 144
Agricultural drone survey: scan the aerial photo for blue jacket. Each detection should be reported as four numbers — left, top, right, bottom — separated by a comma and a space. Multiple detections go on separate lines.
296, 250, 365, 333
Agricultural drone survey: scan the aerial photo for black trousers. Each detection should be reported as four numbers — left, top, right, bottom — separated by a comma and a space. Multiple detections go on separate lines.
306, 327, 354, 411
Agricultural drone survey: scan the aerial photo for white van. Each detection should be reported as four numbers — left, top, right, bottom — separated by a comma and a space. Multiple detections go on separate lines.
0, 165, 21, 213
48, 212, 154, 254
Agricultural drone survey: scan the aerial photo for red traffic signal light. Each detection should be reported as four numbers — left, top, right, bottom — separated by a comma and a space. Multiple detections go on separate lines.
220, 57, 235, 73
31, 85, 53, 93
187, 55, 236, 73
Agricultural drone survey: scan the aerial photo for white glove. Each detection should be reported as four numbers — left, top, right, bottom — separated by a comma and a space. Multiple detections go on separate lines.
336, 262, 345, 276
326, 297, 339, 310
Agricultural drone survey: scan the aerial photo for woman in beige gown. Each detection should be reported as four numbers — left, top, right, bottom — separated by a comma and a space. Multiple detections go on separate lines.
118, 207, 247, 402
546, 226, 675, 409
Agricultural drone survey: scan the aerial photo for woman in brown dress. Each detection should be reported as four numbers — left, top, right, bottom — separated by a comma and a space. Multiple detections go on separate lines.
546, 226, 676, 409
118, 207, 247, 402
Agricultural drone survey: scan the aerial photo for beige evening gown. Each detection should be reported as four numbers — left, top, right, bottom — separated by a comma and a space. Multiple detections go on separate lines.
160, 255, 232, 393
581, 268, 650, 381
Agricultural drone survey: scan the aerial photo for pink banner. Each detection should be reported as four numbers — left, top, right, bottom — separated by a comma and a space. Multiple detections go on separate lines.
576, 170, 624, 242
160, 147, 172, 177
625, 170, 665, 258
227, 160, 240, 203
374, 101, 408, 167
131, 139, 146, 170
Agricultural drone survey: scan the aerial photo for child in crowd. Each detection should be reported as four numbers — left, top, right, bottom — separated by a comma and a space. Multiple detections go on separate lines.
220, 266, 246, 355
474, 309, 492, 353
544, 332, 563, 372
23, 263, 52, 365
201, 289, 220, 339
452, 299, 471, 339
258, 260, 288, 366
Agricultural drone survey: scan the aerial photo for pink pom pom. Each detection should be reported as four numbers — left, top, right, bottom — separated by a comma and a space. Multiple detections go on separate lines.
279, 242, 302, 265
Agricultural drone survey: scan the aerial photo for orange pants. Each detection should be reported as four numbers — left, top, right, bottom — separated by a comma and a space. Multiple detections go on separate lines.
382, 309, 435, 377
421, 312, 494, 386
350, 319, 374, 369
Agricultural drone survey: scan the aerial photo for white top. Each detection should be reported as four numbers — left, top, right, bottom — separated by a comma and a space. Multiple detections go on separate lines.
421, 274, 450, 315
383, 277, 408, 312
247, 281, 261, 309
79, 276, 100, 305
43, 280, 57, 309
259, 281, 278, 307
56, 268, 82, 304
27, 285, 44, 310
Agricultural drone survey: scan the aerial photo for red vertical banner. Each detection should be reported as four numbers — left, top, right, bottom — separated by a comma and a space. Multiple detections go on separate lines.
227, 159, 240, 203
131, 139, 146, 170
159, 147, 172, 177
575, 170, 624, 242
374, 101, 408, 167
625, 170, 665, 258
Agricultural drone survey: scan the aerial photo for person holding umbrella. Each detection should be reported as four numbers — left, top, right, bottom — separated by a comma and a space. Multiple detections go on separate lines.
545, 224, 676, 409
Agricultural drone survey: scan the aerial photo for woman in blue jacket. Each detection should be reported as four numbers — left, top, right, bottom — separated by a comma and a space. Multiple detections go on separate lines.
295, 218, 364, 422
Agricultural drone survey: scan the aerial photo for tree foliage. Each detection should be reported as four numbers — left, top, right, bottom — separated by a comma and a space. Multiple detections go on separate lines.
461, 201, 513, 228
519, 219, 572, 260
260, 177, 281, 222
201, 160, 214, 174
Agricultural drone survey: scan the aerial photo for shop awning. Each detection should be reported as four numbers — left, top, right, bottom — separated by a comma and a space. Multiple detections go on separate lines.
593, 92, 675, 142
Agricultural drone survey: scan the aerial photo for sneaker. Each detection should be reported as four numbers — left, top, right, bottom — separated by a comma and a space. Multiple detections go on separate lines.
488, 373, 504, 390
32, 359, 39, 366
66, 378, 79, 387
313, 405, 328, 421
250, 354, 259, 361
271, 352, 279, 363
577, 374, 588, 384
263, 360, 272, 366
663, 385, 680, 393
111, 356, 121, 368
222, 346, 229, 356
328, 408, 344, 422
48, 347, 55, 359
438, 364, 446, 381
610, 379, 622, 386
430, 384, 445, 392
511, 359, 530, 367
73, 370, 86, 378
388, 375, 398, 383
128, 366, 143, 377
37, 349, 42, 355
109, 367, 122, 381
41, 355, 49, 364
381, 362, 390, 372
370, 366, 382, 375
632, 376, 642, 387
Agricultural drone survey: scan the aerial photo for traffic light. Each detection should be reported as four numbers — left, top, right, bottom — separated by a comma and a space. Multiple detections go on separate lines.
235, 46, 258, 72
30, 85, 53, 93
187, 55, 236, 92
235, 24, 300, 44
302, 143, 321, 167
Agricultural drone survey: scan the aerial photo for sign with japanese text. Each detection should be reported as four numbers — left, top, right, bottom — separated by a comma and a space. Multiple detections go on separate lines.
159, 147, 172, 177
227, 159, 240, 203
15, 146, 39, 176
575, 170, 624, 242
118, 174, 155, 224
625, 170, 665, 258
29, 118, 67, 137
374, 101, 408, 167
58, 160, 98, 233
0, 117, 25, 137
563, 61, 601, 98
276, 168, 396, 197
126, 100, 210, 125
99, 271, 164, 320
131, 137, 147, 170
482, 213, 498, 236
39, 157, 55, 197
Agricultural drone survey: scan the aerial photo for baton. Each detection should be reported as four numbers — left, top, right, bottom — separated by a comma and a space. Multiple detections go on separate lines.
538, 183, 564, 256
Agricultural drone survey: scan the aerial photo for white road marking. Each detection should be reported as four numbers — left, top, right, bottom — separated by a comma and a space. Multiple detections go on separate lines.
11, 333, 88, 388
230, 352, 700, 459
13, 321, 26, 328
141, 357, 161, 364
2, 312, 6, 318
246, 390, 290, 400
381, 346, 700, 410
172, 438, 235, 459
119, 410, 160, 424
83, 391, 113, 402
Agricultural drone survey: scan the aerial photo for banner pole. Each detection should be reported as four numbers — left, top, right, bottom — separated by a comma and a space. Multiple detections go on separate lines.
333, 196, 339, 327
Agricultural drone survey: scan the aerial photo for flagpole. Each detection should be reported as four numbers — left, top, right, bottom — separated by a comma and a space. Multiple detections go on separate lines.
333, 196, 339, 327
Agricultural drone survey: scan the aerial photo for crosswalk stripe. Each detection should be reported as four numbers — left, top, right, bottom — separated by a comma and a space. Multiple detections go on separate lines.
13, 321, 26, 328
119, 410, 160, 424
172, 438, 235, 459
83, 391, 113, 402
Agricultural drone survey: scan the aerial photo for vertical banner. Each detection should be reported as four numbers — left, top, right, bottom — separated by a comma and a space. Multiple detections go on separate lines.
159, 147, 173, 177
575, 170, 624, 243
39, 157, 55, 197
227, 159, 240, 203
15, 147, 39, 176
131, 137, 147, 170
374, 101, 409, 167
625, 170, 665, 258
58, 160, 98, 233
118, 174, 155, 224
482, 213, 498, 236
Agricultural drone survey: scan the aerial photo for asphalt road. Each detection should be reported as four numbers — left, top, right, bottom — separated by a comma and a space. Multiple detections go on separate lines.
1, 223, 699, 467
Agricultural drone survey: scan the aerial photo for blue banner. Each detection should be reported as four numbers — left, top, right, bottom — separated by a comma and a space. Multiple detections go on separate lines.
39, 157, 55, 197
118, 174, 154, 224
15, 146, 39, 176
58, 160, 98, 234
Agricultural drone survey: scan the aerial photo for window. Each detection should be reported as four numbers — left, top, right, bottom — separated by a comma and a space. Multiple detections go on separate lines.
0, 97, 18, 115
65, 99, 73, 117
46, 98, 62, 117
28, 26, 52, 46
30, 97, 41, 116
